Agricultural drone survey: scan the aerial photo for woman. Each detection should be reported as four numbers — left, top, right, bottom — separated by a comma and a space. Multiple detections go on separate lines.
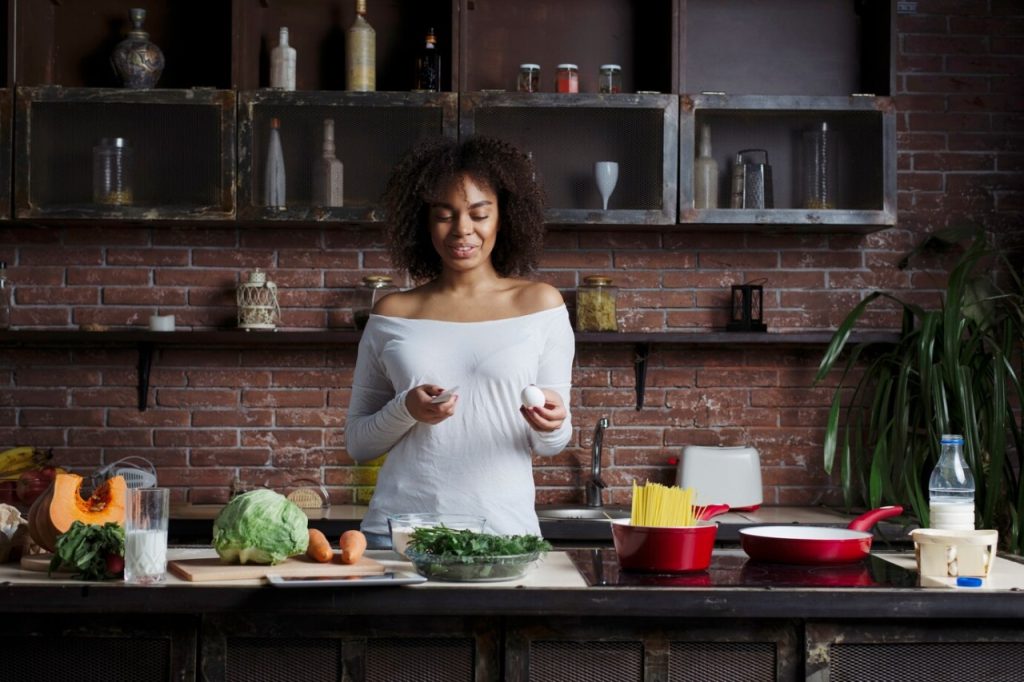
345, 136, 574, 547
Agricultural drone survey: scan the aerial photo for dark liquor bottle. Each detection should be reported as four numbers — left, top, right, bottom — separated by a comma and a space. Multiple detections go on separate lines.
414, 28, 441, 92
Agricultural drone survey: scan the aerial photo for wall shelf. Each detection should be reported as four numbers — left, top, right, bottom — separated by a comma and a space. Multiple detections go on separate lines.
0, 329, 897, 413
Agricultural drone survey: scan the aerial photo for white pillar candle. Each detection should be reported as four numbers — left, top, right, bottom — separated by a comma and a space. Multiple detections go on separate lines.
149, 314, 175, 332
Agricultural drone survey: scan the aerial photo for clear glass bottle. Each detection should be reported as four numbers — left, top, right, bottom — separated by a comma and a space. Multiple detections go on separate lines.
576, 276, 618, 332
312, 119, 344, 207
346, 0, 376, 91
598, 64, 622, 93
264, 118, 286, 209
928, 434, 975, 531
801, 121, 837, 209
92, 137, 134, 206
517, 64, 540, 93
414, 27, 441, 91
354, 275, 398, 329
0, 261, 10, 330
693, 123, 719, 209
555, 64, 579, 93
269, 27, 297, 90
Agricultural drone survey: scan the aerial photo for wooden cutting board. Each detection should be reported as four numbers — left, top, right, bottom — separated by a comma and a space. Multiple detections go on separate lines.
168, 552, 386, 582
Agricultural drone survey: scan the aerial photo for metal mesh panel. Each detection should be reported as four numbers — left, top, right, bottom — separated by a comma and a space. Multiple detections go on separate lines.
365, 637, 475, 682
226, 637, 340, 682
668, 641, 776, 682
6, 635, 170, 682
830, 642, 1024, 682
529, 640, 643, 682
474, 108, 665, 211
252, 105, 445, 207
30, 101, 223, 206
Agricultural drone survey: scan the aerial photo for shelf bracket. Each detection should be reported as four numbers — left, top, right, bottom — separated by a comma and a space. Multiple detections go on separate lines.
633, 342, 650, 411
137, 342, 154, 412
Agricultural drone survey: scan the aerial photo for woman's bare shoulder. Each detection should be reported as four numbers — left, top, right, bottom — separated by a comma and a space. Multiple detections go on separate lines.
372, 289, 422, 317
513, 280, 565, 313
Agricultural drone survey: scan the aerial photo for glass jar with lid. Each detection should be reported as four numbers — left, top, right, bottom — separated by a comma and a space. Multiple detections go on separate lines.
517, 63, 540, 93
576, 276, 619, 332
555, 64, 579, 93
354, 275, 398, 329
598, 64, 622, 93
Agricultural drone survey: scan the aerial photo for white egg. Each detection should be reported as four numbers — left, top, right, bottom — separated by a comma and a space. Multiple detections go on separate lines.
521, 384, 546, 408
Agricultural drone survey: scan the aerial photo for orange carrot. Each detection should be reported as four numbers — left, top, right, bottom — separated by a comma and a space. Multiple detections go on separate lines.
339, 530, 367, 565
307, 528, 333, 563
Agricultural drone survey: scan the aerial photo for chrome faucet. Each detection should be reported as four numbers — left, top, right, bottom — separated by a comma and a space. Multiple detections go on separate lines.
586, 416, 609, 507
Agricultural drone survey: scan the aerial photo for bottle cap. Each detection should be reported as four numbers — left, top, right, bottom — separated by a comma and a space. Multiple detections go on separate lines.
519, 64, 540, 70
556, 64, 578, 70
599, 64, 621, 71
956, 576, 983, 587
583, 276, 613, 287
941, 434, 965, 444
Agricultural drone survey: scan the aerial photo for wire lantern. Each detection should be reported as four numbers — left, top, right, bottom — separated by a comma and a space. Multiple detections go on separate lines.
237, 269, 281, 331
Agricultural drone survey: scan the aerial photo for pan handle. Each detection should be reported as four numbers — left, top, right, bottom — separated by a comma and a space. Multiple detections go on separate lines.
847, 505, 904, 532
699, 504, 731, 521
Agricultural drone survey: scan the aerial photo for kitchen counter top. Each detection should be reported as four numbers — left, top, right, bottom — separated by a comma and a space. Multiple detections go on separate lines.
3, 547, 1023, 620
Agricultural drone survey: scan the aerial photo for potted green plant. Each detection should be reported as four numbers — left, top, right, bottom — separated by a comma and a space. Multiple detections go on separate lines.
815, 229, 1023, 552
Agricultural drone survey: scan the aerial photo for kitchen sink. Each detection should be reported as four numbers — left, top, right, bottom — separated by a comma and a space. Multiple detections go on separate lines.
536, 507, 630, 521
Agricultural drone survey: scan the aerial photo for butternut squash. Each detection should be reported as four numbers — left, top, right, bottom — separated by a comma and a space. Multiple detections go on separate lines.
28, 473, 128, 552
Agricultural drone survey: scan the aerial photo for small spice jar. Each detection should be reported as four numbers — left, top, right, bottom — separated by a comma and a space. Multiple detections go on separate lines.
517, 63, 540, 93
576, 276, 619, 332
555, 63, 579, 93
354, 275, 398, 329
598, 64, 622, 94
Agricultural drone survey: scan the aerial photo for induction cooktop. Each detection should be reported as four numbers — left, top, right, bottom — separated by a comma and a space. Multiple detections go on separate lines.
567, 548, 919, 588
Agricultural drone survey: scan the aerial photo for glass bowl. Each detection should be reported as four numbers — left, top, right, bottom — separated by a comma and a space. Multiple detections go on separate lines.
386, 513, 486, 557
403, 547, 544, 582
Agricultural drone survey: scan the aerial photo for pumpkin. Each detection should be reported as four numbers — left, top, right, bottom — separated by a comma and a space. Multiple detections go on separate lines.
28, 473, 128, 552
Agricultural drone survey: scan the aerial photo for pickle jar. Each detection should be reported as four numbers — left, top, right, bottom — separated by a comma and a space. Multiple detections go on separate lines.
517, 63, 540, 92
598, 64, 622, 93
576, 276, 619, 332
354, 275, 398, 329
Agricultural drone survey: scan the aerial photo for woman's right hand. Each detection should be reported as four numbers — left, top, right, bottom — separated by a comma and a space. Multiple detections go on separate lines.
406, 384, 458, 424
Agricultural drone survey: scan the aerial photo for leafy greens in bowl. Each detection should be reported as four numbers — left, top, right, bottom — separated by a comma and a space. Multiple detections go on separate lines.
404, 526, 551, 582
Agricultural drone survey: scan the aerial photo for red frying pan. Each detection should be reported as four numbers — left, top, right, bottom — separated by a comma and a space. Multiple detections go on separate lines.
739, 506, 903, 565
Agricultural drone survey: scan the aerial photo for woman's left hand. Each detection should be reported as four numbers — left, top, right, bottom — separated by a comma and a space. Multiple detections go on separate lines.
520, 388, 566, 433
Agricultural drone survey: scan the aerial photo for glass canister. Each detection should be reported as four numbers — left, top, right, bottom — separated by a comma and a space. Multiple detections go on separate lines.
555, 63, 579, 93
517, 63, 540, 92
801, 121, 838, 209
354, 275, 398, 329
576, 276, 619, 332
598, 64, 622, 93
92, 137, 134, 205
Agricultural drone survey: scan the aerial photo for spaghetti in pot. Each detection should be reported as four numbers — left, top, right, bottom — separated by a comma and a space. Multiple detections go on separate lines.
630, 481, 707, 527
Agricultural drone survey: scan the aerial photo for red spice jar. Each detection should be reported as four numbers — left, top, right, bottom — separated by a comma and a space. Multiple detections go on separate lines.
555, 64, 579, 93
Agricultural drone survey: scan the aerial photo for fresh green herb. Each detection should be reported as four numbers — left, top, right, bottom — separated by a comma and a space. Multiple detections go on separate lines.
407, 526, 551, 557
49, 521, 125, 581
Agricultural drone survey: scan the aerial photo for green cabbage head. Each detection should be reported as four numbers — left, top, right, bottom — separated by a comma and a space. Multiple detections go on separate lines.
213, 489, 309, 565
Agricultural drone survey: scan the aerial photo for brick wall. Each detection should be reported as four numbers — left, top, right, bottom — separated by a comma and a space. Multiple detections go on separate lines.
1, 1, 1021, 507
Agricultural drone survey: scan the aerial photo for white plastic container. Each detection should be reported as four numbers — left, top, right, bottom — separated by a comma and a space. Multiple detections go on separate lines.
677, 445, 762, 510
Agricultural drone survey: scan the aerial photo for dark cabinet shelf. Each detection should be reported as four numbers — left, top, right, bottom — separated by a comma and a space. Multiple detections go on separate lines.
14, 87, 236, 221
237, 89, 458, 223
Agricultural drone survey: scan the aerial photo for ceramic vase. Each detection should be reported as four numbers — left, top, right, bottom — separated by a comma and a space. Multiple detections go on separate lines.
111, 8, 165, 89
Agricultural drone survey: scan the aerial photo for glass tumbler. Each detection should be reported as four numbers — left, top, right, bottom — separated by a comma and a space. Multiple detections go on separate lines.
801, 122, 837, 209
124, 487, 169, 584
93, 137, 135, 205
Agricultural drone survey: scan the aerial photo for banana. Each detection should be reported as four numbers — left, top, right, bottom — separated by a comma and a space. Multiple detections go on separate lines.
0, 447, 52, 478
0, 446, 37, 474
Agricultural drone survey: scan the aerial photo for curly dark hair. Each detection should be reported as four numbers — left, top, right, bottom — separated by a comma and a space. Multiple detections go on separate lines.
381, 136, 546, 281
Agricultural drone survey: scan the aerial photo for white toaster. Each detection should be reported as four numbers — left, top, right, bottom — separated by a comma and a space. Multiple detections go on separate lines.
676, 445, 762, 511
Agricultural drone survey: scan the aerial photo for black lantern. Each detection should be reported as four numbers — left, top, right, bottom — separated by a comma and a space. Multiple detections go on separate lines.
727, 282, 767, 332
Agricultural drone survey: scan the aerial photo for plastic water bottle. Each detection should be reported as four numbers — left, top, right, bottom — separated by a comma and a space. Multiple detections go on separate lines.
928, 434, 975, 531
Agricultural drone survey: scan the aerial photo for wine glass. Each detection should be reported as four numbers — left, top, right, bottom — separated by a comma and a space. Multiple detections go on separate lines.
594, 161, 619, 211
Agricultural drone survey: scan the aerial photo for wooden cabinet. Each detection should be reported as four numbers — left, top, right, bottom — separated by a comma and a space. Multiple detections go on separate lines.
0, 0, 894, 231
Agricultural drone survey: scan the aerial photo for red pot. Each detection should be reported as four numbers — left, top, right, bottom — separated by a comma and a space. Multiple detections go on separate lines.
611, 505, 731, 573
739, 506, 904, 565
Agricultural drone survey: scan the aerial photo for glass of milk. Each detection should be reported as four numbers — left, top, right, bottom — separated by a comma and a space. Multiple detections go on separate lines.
124, 487, 169, 584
